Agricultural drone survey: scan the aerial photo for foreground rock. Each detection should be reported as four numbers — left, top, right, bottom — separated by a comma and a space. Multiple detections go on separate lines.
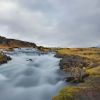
56, 54, 91, 70
55, 53, 93, 82
0, 52, 11, 65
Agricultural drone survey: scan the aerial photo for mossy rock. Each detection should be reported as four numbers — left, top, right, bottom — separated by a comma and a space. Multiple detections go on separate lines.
0, 53, 11, 64
66, 77, 85, 83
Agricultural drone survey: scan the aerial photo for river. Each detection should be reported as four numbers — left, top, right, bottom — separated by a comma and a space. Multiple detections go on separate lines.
0, 48, 66, 100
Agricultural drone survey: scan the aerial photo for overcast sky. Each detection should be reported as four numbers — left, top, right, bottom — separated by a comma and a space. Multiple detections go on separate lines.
0, 0, 100, 47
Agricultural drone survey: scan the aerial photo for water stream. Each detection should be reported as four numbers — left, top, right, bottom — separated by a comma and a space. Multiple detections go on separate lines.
0, 48, 66, 100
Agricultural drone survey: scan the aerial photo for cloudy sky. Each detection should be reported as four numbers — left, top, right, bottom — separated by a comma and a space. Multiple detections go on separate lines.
0, 0, 100, 47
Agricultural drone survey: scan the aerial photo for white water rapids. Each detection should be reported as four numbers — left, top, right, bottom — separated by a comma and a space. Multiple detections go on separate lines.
0, 48, 66, 100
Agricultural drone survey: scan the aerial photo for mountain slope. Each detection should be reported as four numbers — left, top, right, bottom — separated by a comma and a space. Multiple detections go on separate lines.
0, 36, 37, 48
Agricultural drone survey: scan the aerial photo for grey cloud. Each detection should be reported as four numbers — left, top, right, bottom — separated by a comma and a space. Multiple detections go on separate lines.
52, 0, 100, 47
0, 0, 100, 47
19, 0, 55, 13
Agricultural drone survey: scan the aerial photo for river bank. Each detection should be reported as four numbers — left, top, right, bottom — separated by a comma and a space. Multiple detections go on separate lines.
52, 66, 100, 100
51, 48, 100, 100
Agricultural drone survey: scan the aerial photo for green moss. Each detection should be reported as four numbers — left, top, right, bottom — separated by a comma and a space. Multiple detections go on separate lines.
86, 66, 100, 76
52, 87, 80, 100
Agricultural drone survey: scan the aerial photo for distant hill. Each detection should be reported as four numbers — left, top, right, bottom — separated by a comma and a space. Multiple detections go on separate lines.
0, 36, 37, 49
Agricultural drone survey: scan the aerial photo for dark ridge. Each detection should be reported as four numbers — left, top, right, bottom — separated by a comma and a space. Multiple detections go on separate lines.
0, 36, 37, 48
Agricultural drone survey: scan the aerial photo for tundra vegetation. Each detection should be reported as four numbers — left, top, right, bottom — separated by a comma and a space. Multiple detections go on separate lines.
51, 48, 100, 100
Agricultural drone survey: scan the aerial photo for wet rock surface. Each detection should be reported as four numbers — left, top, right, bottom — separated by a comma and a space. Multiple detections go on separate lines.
56, 54, 91, 70
0, 53, 11, 65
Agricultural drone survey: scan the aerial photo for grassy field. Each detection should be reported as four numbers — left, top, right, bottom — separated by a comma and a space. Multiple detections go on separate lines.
40, 47, 100, 65
51, 47, 100, 100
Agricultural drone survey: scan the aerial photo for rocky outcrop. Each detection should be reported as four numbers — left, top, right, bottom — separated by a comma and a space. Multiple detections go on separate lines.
56, 54, 91, 70
0, 36, 37, 49
55, 53, 94, 83
0, 53, 11, 65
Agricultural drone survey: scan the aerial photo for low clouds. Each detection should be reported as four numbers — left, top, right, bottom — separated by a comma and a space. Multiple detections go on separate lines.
0, 0, 100, 47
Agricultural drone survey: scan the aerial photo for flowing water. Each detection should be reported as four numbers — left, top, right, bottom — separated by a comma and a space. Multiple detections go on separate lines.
0, 48, 66, 100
